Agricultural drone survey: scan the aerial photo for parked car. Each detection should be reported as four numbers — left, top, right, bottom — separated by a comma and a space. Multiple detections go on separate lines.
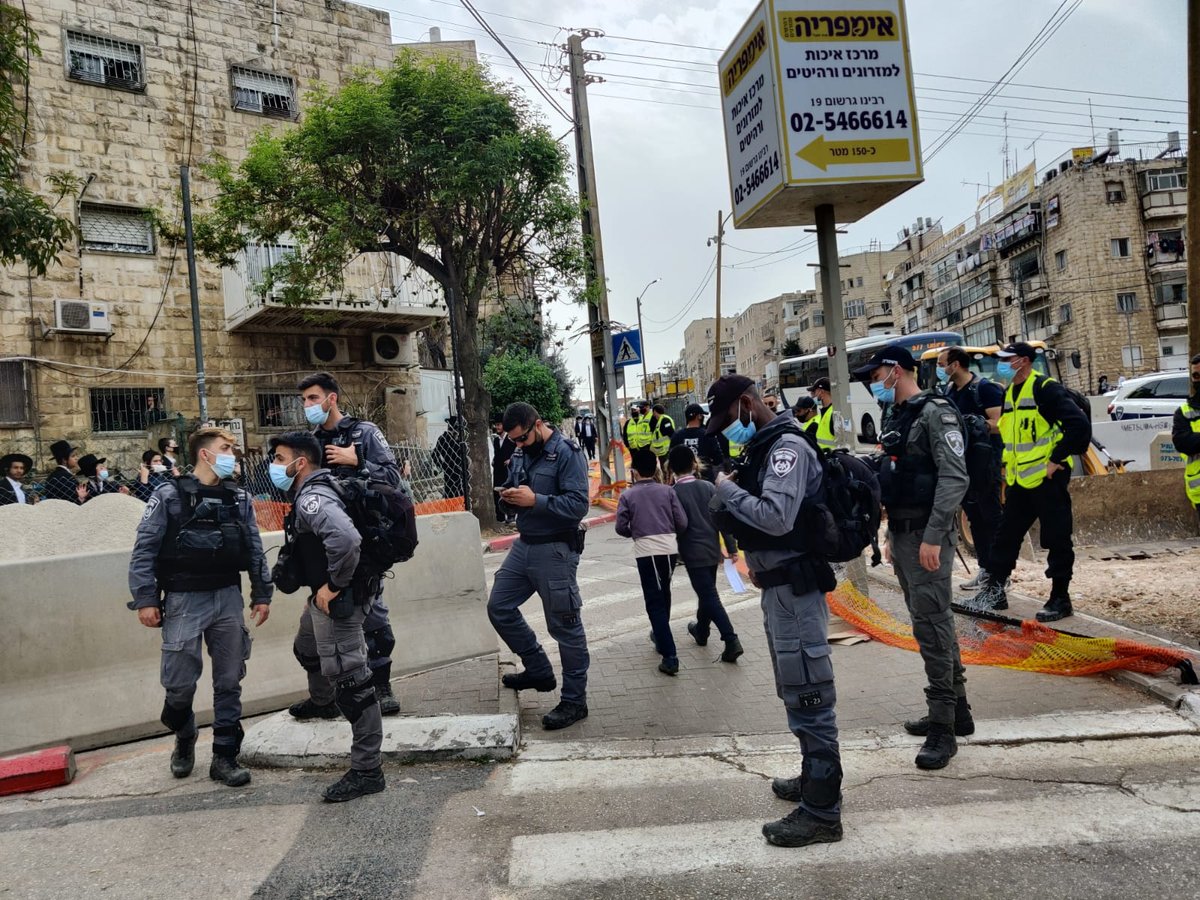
1107, 371, 1192, 420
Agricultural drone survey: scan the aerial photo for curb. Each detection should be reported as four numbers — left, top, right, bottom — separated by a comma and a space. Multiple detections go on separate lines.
484, 511, 618, 554
0, 745, 76, 796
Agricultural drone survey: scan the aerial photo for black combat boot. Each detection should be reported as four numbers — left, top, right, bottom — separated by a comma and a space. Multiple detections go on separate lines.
720, 636, 744, 663
903, 696, 975, 737
1036, 593, 1073, 623
170, 733, 196, 778
964, 577, 1008, 612
687, 619, 710, 647
762, 807, 843, 847
372, 666, 400, 717
322, 766, 386, 803
209, 754, 252, 787
915, 722, 958, 770
542, 700, 588, 730
288, 697, 340, 720
502, 669, 557, 692
771, 774, 803, 802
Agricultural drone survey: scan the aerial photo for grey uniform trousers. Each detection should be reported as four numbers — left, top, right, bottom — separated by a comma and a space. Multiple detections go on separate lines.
487, 539, 589, 704
762, 582, 841, 821
891, 529, 966, 726
160, 585, 251, 758
294, 595, 383, 771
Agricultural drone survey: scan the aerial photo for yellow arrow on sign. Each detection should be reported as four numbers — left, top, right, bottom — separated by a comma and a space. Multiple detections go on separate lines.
796, 135, 910, 171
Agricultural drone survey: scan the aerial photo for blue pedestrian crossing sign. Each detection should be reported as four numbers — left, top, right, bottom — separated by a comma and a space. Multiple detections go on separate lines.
612, 329, 642, 368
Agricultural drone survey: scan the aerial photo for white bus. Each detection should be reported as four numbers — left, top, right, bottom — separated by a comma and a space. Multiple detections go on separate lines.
778, 331, 964, 446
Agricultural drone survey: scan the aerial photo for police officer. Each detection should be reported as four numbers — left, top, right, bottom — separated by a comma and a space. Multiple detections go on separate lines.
967, 343, 1091, 621
706, 374, 842, 849
648, 403, 675, 474
294, 372, 403, 717
669, 403, 726, 483
1171, 353, 1200, 525
489, 402, 591, 731
128, 427, 272, 786
810, 378, 837, 452
270, 431, 385, 802
856, 346, 971, 769
792, 396, 819, 432
625, 401, 655, 477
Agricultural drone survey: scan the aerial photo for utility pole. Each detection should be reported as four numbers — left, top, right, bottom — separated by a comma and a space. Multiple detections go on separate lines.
712, 211, 727, 383
635, 277, 659, 398
568, 32, 625, 485
180, 165, 208, 422
1188, 1, 1200, 357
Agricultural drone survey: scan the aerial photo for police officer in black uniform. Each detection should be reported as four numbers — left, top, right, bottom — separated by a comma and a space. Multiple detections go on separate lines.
293, 372, 403, 717
128, 426, 272, 786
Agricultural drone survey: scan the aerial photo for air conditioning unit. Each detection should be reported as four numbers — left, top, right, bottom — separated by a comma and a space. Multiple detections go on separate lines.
55, 299, 112, 334
308, 336, 350, 367
370, 332, 415, 367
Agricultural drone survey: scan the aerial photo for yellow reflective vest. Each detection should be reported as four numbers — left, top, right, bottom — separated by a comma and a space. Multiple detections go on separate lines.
650, 415, 674, 457
815, 405, 837, 451
626, 415, 652, 449
1180, 401, 1200, 505
999, 374, 1071, 489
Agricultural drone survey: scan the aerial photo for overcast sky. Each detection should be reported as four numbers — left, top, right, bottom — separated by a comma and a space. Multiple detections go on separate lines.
368, 0, 1187, 398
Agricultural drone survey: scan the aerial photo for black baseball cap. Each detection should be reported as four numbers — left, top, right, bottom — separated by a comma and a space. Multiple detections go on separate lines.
851, 344, 918, 379
684, 403, 705, 421
811, 377, 831, 393
996, 341, 1041, 360
793, 396, 817, 411
705, 374, 755, 435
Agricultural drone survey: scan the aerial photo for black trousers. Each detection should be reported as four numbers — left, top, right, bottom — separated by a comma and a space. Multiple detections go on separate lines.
990, 469, 1074, 585
962, 475, 1002, 572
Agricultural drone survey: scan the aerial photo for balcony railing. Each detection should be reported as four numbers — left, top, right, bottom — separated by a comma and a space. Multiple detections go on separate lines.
1155, 302, 1188, 325
1141, 188, 1187, 219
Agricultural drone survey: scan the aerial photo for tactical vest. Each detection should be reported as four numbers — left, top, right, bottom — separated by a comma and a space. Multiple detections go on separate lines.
313, 416, 362, 478
815, 405, 837, 451
1000, 374, 1071, 489
626, 416, 652, 449
650, 415, 674, 457
877, 396, 945, 511
156, 476, 251, 592
727, 423, 811, 552
1181, 401, 1200, 505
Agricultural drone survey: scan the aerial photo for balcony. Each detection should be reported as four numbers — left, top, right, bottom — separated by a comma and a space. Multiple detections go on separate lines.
1028, 323, 1060, 343
1141, 188, 1186, 220
1156, 302, 1188, 326
866, 301, 894, 331
1020, 274, 1049, 300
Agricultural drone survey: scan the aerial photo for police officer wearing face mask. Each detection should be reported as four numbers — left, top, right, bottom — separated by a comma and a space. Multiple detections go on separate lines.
128, 427, 273, 786
270, 431, 386, 802
293, 372, 403, 717
1172, 353, 1200, 525
856, 346, 970, 770
705, 374, 842, 849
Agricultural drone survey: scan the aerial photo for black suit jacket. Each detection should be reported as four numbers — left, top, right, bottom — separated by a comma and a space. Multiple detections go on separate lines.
0, 478, 34, 506
42, 467, 81, 503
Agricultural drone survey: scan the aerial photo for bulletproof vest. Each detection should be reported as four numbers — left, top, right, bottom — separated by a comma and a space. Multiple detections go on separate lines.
282, 477, 341, 590
314, 417, 362, 478
729, 422, 811, 553
877, 397, 939, 511
156, 476, 251, 592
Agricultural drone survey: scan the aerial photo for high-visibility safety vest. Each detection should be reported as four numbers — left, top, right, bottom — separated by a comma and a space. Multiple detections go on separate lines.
1180, 401, 1200, 506
815, 405, 837, 451
728, 439, 743, 459
999, 374, 1071, 489
626, 415, 652, 449
650, 415, 674, 457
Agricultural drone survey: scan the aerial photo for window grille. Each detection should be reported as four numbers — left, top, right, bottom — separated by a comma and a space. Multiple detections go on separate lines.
66, 31, 145, 91
0, 361, 30, 425
79, 204, 154, 254
231, 66, 296, 118
255, 391, 305, 428
90, 388, 166, 433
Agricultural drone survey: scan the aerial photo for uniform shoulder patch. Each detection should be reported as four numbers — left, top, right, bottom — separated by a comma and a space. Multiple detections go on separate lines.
770, 445, 799, 477
940, 413, 959, 425
945, 431, 965, 457
300, 494, 321, 515
142, 496, 160, 520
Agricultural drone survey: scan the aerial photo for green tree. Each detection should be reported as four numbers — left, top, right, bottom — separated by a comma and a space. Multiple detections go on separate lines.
193, 53, 587, 524
781, 338, 802, 358
1, 5, 77, 274
484, 352, 566, 425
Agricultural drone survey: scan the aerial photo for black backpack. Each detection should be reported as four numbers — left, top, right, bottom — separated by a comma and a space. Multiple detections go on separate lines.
794, 428, 883, 565
327, 476, 419, 578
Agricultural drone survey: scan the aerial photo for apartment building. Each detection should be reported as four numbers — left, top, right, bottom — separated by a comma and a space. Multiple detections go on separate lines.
679, 317, 735, 396
1, 0, 467, 471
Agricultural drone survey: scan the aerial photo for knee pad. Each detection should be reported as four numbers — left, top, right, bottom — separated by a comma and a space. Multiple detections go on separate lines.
160, 700, 193, 733
212, 722, 244, 747
365, 625, 395, 660
292, 642, 322, 673
334, 673, 378, 724
802, 751, 843, 810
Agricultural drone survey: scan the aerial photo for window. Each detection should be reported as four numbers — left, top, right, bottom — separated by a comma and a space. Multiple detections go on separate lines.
1111, 238, 1131, 258
79, 203, 154, 254
1105, 180, 1126, 203
856, 276, 864, 288
231, 66, 297, 118
907, 314, 921, 333
256, 391, 305, 428
90, 388, 166, 433
1116, 292, 1138, 314
1126, 382, 1157, 400
1011, 248, 1039, 281
1148, 170, 1186, 192
813, 311, 825, 326
1155, 376, 1191, 399
1059, 304, 1073, 324
964, 318, 999, 346
844, 299, 865, 318
1055, 249, 1068, 271
1154, 279, 1186, 305
245, 240, 297, 291
65, 30, 145, 91
0, 361, 30, 425
1121, 346, 1143, 369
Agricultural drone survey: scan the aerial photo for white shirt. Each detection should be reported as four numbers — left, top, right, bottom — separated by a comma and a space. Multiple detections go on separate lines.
6, 477, 26, 504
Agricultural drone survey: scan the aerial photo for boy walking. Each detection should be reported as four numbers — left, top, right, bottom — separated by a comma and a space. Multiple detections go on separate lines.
615, 455, 688, 674
667, 446, 743, 663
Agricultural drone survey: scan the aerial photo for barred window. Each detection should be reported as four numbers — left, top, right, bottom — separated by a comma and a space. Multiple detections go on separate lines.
256, 391, 305, 429
80, 204, 154, 254
231, 66, 296, 118
90, 388, 166, 433
65, 30, 145, 91
246, 240, 297, 291
0, 361, 30, 425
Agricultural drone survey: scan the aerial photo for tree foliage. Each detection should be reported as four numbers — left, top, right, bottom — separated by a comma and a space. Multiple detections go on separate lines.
484, 352, 567, 425
192, 52, 587, 523
0, 5, 77, 274
781, 338, 802, 358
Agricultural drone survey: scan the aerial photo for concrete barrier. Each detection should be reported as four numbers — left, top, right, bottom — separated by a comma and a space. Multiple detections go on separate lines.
1069, 469, 1198, 546
0, 510, 496, 756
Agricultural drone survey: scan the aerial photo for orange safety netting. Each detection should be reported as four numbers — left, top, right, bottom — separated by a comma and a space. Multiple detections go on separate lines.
254, 495, 464, 531
588, 442, 631, 511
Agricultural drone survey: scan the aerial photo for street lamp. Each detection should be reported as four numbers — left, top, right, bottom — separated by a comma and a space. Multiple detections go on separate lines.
635, 277, 660, 397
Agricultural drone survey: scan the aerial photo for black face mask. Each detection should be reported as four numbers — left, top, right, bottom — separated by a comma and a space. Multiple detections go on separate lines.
525, 433, 546, 459
1191, 376, 1200, 397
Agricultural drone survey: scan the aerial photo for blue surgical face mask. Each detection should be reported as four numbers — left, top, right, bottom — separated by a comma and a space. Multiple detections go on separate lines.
269, 461, 296, 491
98, 468, 109, 481
305, 399, 330, 427
722, 400, 757, 445
211, 453, 236, 479
935, 366, 949, 383
996, 361, 1015, 380
869, 381, 895, 404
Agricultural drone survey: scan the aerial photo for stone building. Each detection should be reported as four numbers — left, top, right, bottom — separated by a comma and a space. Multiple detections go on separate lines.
731, 299, 779, 390
886, 147, 1188, 393
0, 0, 468, 475
679, 317, 735, 395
